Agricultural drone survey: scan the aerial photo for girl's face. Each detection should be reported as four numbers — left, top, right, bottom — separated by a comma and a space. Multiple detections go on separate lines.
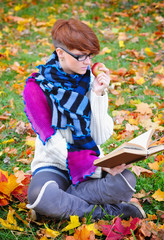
56, 48, 92, 75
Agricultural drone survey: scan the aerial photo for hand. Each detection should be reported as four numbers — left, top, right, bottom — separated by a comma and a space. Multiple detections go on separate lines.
92, 66, 110, 96
102, 164, 132, 176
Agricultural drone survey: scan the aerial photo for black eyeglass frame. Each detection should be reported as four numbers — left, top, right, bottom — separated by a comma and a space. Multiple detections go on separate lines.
58, 47, 94, 61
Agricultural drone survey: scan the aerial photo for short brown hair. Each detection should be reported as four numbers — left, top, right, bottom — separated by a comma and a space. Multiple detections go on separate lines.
51, 18, 100, 55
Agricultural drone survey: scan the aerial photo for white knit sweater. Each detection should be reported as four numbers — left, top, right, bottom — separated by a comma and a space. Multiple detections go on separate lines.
31, 86, 114, 179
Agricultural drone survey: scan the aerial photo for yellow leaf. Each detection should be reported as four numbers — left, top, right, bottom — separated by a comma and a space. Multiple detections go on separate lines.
152, 189, 164, 201
100, 47, 111, 55
0, 209, 24, 231
62, 215, 81, 232
136, 77, 145, 85
46, 18, 56, 27
7, 208, 17, 225
148, 162, 160, 171
119, 40, 125, 48
113, 124, 123, 130
17, 24, 25, 32
44, 224, 60, 238
85, 223, 102, 236
14, 4, 25, 11
128, 118, 139, 125
25, 136, 36, 148
0, 172, 19, 196
144, 47, 155, 56
1, 139, 15, 145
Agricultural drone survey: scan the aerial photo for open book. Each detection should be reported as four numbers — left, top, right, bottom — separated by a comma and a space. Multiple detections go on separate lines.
94, 129, 164, 168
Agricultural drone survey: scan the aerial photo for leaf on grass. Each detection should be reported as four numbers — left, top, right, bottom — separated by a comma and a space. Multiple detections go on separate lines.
62, 215, 81, 232
115, 96, 125, 106
44, 223, 60, 238
146, 214, 157, 221
131, 166, 154, 177
99, 47, 111, 55
85, 223, 102, 236
135, 103, 152, 115
0, 208, 24, 231
1, 139, 15, 145
148, 161, 160, 171
15, 120, 27, 134
17, 158, 32, 165
133, 189, 149, 199
136, 77, 145, 85
149, 138, 164, 147
102, 217, 140, 239
0, 169, 31, 205
144, 47, 155, 57
73, 225, 95, 240
0, 171, 19, 197
119, 40, 125, 48
152, 189, 164, 201
25, 136, 36, 148
125, 123, 139, 131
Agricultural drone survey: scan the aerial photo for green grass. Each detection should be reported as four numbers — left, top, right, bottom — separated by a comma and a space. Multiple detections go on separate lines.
0, 0, 164, 239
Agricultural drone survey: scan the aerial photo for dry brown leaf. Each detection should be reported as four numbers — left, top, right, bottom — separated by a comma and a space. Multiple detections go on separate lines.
115, 96, 125, 106
131, 165, 154, 177
135, 102, 152, 115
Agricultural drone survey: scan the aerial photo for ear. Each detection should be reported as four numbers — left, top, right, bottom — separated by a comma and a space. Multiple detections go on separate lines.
56, 48, 65, 59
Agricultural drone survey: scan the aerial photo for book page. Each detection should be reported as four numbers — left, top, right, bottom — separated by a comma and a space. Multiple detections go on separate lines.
147, 144, 164, 155
129, 129, 154, 150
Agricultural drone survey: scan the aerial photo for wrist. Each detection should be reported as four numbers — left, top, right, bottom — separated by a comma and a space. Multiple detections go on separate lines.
94, 89, 105, 96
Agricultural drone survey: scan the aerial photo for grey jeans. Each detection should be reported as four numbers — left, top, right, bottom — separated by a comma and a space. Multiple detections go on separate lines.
27, 168, 136, 219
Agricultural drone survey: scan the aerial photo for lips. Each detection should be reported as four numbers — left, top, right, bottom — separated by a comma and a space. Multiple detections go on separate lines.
81, 67, 88, 71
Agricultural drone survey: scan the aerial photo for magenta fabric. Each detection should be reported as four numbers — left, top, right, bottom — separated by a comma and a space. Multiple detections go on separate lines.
23, 75, 56, 143
67, 150, 98, 185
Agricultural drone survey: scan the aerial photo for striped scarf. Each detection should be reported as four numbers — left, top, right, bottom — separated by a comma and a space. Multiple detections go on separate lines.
24, 51, 100, 185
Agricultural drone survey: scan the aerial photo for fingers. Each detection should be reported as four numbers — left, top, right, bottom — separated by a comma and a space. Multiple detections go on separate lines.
96, 72, 111, 86
99, 66, 110, 76
102, 164, 127, 176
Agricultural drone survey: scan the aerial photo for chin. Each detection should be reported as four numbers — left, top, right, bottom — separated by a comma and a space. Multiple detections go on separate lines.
80, 68, 88, 74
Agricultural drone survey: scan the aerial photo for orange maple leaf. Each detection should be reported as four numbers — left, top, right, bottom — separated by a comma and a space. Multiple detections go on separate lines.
73, 225, 95, 240
0, 170, 31, 205
0, 172, 19, 197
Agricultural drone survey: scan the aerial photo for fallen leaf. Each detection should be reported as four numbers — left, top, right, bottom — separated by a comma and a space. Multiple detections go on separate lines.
144, 47, 155, 57
0, 208, 24, 231
44, 224, 60, 238
119, 40, 125, 48
115, 96, 125, 106
85, 223, 102, 236
73, 225, 95, 240
25, 136, 36, 148
135, 102, 152, 115
152, 189, 164, 201
102, 217, 140, 239
62, 215, 81, 232
131, 165, 154, 177
148, 161, 160, 171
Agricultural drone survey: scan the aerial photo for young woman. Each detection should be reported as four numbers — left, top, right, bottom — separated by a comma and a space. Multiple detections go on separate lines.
23, 18, 146, 220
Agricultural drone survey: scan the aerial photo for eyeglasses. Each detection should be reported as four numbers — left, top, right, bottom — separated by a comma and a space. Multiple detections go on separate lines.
59, 47, 95, 61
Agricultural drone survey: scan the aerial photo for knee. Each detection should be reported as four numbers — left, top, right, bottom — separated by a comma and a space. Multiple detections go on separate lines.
28, 181, 43, 204
121, 169, 136, 189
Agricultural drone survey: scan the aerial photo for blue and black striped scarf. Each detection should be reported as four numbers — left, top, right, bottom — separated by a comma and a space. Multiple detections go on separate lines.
35, 51, 99, 154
